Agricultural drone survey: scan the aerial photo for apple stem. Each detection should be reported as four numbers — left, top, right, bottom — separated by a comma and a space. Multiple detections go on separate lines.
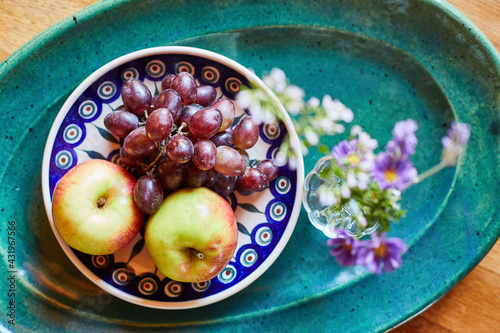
97, 197, 106, 208
195, 250, 204, 260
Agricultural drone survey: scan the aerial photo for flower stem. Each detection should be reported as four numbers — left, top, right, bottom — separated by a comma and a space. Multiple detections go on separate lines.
415, 162, 447, 183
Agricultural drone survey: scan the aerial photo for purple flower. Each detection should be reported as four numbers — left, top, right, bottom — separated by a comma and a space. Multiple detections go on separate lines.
331, 139, 359, 166
441, 122, 471, 166
356, 232, 407, 274
373, 152, 417, 190
326, 230, 362, 267
443, 121, 471, 145
386, 119, 418, 156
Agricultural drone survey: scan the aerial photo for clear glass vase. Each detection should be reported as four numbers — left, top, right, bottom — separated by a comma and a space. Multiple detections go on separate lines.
302, 155, 378, 238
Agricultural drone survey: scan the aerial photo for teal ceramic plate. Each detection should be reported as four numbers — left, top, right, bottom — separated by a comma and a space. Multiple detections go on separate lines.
0, 0, 499, 331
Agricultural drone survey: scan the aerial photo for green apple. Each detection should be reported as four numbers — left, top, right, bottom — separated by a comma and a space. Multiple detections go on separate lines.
52, 159, 144, 255
145, 187, 238, 282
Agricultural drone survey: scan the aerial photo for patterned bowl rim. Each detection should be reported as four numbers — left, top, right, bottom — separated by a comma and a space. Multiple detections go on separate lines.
40, 46, 304, 309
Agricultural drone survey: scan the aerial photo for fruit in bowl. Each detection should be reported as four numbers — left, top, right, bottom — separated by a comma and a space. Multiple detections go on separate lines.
42, 46, 303, 308
51, 159, 144, 255
145, 187, 238, 282
106, 70, 279, 217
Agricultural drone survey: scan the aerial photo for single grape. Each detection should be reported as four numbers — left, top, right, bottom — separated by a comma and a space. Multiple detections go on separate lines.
115, 105, 128, 111
144, 145, 162, 164
235, 176, 254, 196
232, 116, 259, 150
161, 73, 176, 91
234, 147, 250, 166
257, 159, 279, 182
211, 98, 235, 132
123, 126, 157, 158
145, 108, 173, 142
212, 174, 236, 197
166, 134, 194, 163
119, 146, 141, 167
104, 110, 138, 138
121, 79, 152, 117
192, 140, 217, 170
157, 158, 186, 191
195, 85, 217, 107
214, 146, 246, 177
185, 131, 199, 145
202, 168, 219, 187
152, 94, 160, 109
178, 103, 203, 128
154, 89, 182, 121
189, 107, 222, 139
185, 163, 207, 188
241, 167, 267, 192
210, 131, 233, 147
129, 167, 147, 180
171, 72, 197, 105
134, 175, 164, 214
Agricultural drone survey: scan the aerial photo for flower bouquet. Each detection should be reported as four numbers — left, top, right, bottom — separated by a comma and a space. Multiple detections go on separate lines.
236, 68, 470, 274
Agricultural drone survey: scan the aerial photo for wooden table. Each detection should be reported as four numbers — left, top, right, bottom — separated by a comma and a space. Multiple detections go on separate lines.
1, 0, 499, 331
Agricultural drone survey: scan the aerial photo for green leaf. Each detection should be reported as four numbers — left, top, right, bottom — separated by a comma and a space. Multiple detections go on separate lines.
238, 203, 264, 214
317, 144, 330, 155
81, 150, 106, 160
237, 222, 250, 236
92, 124, 120, 144
127, 238, 145, 263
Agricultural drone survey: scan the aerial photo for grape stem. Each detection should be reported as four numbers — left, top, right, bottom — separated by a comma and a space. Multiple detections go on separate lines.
141, 122, 189, 172
143, 144, 168, 171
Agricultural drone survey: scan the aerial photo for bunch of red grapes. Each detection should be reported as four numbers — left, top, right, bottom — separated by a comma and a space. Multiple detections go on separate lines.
104, 72, 279, 215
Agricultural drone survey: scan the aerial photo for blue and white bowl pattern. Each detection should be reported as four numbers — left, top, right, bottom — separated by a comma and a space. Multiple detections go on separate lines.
44, 49, 301, 308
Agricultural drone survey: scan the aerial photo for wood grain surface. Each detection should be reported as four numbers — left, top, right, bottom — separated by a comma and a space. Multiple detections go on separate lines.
1, 0, 499, 332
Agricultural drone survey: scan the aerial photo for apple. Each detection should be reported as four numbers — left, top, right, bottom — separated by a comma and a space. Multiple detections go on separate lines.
145, 187, 238, 282
52, 159, 144, 255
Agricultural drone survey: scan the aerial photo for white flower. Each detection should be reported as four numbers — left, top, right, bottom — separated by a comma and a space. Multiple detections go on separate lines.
319, 190, 338, 206
287, 155, 297, 170
284, 85, 305, 115
235, 90, 252, 109
285, 85, 305, 100
285, 101, 303, 116
333, 123, 346, 134
346, 173, 357, 188
356, 172, 371, 190
350, 125, 363, 137
322, 96, 353, 123
358, 132, 378, 151
357, 214, 367, 228
340, 105, 354, 123
322, 95, 339, 121
300, 141, 309, 156
340, 184, 351, 198
358, 159, 374, 172
305, 129, 319, 145
263, 68, 287, 93
318, 120, 334, 133
306, 96, 320, 108
275, 150, 288, 165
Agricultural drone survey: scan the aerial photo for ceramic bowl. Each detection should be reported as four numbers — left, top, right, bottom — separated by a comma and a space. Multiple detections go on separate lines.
41, 46, 304, 309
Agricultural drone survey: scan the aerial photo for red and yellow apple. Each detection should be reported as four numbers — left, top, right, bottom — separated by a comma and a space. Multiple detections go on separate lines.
145, 187, 238, 282
52, 159, 144, 255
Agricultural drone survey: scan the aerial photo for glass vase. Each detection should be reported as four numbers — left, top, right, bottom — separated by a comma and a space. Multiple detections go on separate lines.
302, 155, 378, 238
